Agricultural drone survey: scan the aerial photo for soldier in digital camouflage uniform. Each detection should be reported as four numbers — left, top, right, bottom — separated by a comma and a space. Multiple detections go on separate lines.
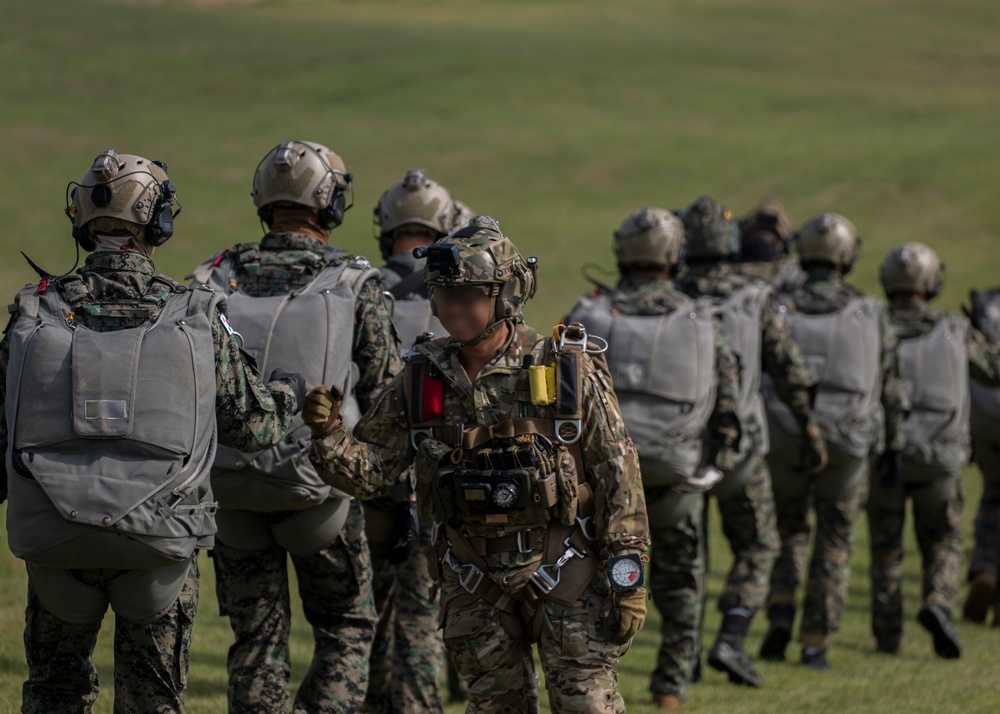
759, 213, 908, 671
0, 150, 301, 713
963, 286, 1000, 626
361, 168, 474, 713
674, 197, 827, 689
565, 207, 741, 710
869, 244, 1000, 658
189, 141, 400, 713
303, 218, 650, 713
733, 198, 806, 291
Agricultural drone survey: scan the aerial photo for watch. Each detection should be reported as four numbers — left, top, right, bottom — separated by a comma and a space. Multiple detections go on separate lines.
607, 553, 645, 591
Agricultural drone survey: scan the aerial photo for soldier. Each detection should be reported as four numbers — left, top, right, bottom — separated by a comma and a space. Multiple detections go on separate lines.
566, 207, 742, 709
189, 141, 400, 712
304, 217, 650, 713
362, 168, 474, 713
0, 150, 301, 713
675, 197, 827, 688
963, 286, 1000, 625
870, 244, 1000, 657
734, 197, 806, 291
760, 213, 908, 670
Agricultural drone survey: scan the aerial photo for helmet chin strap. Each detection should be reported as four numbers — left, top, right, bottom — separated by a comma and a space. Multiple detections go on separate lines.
446, 317, 511, 353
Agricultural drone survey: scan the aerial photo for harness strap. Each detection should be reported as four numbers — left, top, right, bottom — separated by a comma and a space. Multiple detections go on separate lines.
466, 529, 545, 556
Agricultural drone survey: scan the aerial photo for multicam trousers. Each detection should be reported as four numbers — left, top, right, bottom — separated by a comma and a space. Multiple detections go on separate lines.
646, 487, 704, 701
868, 470, 963, 647
212, 499, 376, 714
766, 449, 867, 649
22, 557, 199, 714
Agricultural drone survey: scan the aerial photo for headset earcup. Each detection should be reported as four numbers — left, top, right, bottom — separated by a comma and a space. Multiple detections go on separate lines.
73, 225, 96, 252
317, 189, 346, 230
145, 200, 175, 247
257, 205, 274, 227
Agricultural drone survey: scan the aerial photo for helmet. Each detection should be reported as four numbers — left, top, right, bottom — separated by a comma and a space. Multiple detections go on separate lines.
613, 207, 685, 272
681, 196, 740, 261
422, 216, 538, 323
373, 168, 457, 259
252, 140, 352, 229
796, 213, 860, 273
879, 242, 943, 299
66, 149, 179, 251
739, 197, 795, 261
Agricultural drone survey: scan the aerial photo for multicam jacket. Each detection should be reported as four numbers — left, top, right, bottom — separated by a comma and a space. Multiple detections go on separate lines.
310, 321, 650, 564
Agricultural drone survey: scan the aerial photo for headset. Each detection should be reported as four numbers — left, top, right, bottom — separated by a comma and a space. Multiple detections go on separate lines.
254, 141, 353, 230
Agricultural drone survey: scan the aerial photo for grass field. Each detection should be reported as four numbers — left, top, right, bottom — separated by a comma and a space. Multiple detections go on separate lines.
2, 0, 1000, 711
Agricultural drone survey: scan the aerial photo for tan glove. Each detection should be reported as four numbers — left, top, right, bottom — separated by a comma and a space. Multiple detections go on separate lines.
302, 385, 344, 438
801, 425, 829, 475
603, 588, 647, 645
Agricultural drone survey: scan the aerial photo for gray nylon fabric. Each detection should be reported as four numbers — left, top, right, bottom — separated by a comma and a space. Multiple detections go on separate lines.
715, 282, 770, 461
5, 284, 220, 568
569, 291, 716, 485
765, 296, 884, 458
390, 297, 446, 354
899, 315, 971, 480
26, 558, 191, 624
195, 252, 374, 512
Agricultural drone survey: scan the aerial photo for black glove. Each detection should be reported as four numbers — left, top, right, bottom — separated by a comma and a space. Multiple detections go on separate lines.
268, 369, 307, 414
388, 500, 420, 565
877, 449, 903, 489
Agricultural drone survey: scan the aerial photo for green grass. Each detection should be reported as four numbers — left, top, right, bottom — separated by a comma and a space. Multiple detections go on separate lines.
3, 0, 1000, 710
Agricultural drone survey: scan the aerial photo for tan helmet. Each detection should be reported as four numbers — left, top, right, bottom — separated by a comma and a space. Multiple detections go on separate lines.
66, 149, 179, 251
373, 168, 457, 259
613, 207, 685, 273
422, 216, 538, 324
251, 140, 352, 229
880, 242, 944, 299
796, 212, 860, 273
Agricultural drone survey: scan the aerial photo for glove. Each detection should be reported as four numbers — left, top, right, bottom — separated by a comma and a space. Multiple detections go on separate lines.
801, 426, 829, 474
678, 465, 724, 493
877, 449, 903, 489
602, 588, 647, 645
268, 369, 306, 415
302, 385, 344, 438
388, 500, 420, 565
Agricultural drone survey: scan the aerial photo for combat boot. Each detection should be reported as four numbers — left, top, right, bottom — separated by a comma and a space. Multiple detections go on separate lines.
708, 610, 763, 687
652, 693, 683, 709
918, 603, 961, 659
759, 604, 794, 662
801, 647, 830, 671
962, 571, 997, 623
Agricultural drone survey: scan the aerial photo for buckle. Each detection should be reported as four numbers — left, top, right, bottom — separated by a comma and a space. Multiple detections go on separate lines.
530, 563, 561, 594
516, 530, 536, 554
557, 323, 588, 352
555, 419, 582, 445
575, 515, 596, 542
554, 538, 586, 569
444, 548, 486, 594
410, 427, 433, 451
430, 521, 442, 546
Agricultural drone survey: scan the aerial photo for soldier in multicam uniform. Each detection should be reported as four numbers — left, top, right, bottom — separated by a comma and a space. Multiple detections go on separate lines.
0, 150, 301, 713
189, 141, 400, 713
566, 207, 742, 710
963, 285, 1000, 626
361, 168, 473, 713
869, 243, 1000, 658
759, 213, 908, 671
674, 197, 827, 689
303, 218, 650, 713
733, 197, 806, 291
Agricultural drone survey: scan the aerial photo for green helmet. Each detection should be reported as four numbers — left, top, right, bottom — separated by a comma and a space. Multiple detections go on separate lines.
681, 196, 740, 261
423, 216, 538, 323
251, 140, 352, 229
613, 207, 685, 272
373, 168, 457, 259
67, 149, 179, 251
796, 213, 860, 273
880, 242, 943, 299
